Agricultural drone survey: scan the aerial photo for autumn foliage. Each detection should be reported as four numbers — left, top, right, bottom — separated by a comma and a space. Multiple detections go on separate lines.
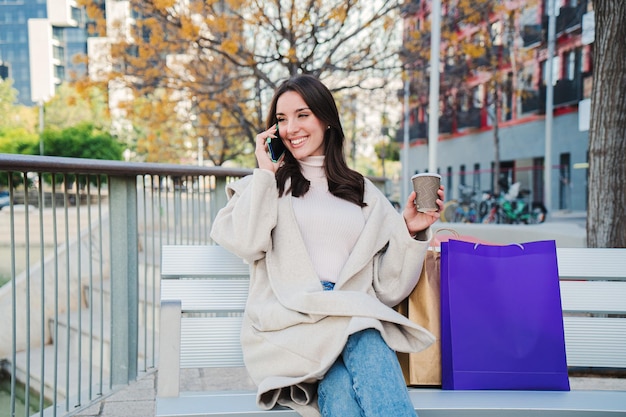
77, 0, 405, 165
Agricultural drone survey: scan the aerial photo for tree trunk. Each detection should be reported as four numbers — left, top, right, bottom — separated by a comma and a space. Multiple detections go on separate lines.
587, 1, 626, 248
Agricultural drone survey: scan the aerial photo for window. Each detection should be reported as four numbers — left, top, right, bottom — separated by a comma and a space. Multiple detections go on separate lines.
71, 7, 84, 25
459, 90, 469, 112
53, 27, 64, 42
559, 153, 571, 210
566, 50, 576, 79
542, 56, 560, 85
473, 163, 481, 190
0, 63, 9, 80
54, 65, 65, 80
473, 84, 484, 108
53, 45, 64, 61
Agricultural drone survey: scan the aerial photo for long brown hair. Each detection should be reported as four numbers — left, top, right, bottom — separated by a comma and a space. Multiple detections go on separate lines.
265, 75, 365, 207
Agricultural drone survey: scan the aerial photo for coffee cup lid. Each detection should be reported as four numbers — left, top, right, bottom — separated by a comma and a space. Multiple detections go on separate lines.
411, 172, 441, 179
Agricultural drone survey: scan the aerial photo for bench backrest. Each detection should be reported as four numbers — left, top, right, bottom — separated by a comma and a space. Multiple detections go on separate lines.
159, 246, 626, 376
556, 248, 626, 369
161, 245, 249, 369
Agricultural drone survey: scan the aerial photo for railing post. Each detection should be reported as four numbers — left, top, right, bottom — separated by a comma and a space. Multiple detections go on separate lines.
211, 176, 229, 230
108, 176, 139, 386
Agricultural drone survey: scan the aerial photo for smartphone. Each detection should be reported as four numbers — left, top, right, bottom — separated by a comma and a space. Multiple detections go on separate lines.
267, 124, 286, 162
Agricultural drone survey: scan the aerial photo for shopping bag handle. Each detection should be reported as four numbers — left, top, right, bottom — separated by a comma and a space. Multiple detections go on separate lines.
472, 242, 524, 250
430, 228, 460, 249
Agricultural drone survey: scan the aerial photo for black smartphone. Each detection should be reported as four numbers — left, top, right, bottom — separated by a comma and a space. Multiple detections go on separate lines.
267, 124, 286, 162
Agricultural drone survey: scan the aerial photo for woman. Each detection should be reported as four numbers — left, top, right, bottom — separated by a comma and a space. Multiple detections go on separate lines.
210, 74, 444, 417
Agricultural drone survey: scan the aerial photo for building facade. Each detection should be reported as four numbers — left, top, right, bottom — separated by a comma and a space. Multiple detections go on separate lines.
0, 0, 94, 106
401, 0, 593, 213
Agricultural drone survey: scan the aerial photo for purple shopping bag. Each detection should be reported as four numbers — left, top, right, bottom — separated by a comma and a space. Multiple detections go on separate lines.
440, 240, 570, 391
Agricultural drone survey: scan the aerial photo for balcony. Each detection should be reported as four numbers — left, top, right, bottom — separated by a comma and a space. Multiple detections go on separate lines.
539, 78, 581, 109
554, 78, 580, 106
556, 4, 586, 34
457, 107, 482, 129
395, 121, 427, 142
439, 115, 453, 134
521, 89, 542, 114
522, 24, 543, 47
397, 109, 481, 139
540, 2, 588, 37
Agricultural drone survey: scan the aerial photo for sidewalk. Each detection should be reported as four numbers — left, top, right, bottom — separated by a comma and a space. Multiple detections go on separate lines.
73, 367, 255, 417
434, 210, 587, 248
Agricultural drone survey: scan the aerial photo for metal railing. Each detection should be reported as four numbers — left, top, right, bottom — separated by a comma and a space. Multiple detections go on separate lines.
0, 153, 387, 416
0, 153, 251, 416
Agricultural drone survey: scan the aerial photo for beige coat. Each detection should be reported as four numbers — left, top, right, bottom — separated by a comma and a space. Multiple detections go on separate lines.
210, 169, 434, 417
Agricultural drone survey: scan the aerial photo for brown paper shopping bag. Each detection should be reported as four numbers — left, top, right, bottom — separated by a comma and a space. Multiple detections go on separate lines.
398, 249, 442, 386
398, 228, 474, 386
398, 229, 494, 386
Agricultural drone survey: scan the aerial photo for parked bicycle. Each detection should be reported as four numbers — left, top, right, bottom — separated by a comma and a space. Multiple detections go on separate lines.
481, 182, 547, 224
441, 184, 483, 223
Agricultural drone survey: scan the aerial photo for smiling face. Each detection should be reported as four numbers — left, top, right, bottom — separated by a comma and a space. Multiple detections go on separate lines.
275, 91, 327, 159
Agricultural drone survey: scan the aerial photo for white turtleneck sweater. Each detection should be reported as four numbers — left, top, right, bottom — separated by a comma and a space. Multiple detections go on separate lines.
291, 155, 365, 283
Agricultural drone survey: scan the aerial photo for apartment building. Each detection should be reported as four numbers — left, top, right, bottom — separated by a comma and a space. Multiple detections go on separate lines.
401, 0, 593, 212
0, 0, 96, 106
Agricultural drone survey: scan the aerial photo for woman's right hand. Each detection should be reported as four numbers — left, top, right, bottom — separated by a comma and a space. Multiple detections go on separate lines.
255, 125, 282, 173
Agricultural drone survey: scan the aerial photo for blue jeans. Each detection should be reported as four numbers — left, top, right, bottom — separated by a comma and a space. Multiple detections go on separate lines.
317, 328, 417, 417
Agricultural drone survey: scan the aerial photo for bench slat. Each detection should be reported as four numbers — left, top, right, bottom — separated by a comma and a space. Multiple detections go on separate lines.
556, 248, 626, 280
560, 281, 626, 313
157, 391, 295, 416
409, 389, 626, 416
162, 245, 249, 278
161, 279, 248, 312
564, 316, 626, 368
156, 389, 626, 417
174, 317, 626, 370
180, 317, 245, 368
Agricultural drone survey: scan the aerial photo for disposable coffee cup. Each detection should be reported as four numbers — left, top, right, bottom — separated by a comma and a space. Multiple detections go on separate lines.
411, 173, 441, 212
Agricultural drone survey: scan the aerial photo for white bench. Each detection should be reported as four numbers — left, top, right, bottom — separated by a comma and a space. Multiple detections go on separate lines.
156, 245, 626, 417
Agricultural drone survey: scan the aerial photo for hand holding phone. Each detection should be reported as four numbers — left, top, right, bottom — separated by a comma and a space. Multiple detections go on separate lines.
267, 124, 286, 162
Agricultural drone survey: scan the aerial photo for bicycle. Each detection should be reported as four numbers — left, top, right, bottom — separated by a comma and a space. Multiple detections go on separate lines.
441, 184, 481, 223
480, 182, 547, 224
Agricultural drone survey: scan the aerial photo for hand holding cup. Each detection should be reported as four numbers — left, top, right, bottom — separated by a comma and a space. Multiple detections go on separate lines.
411, 173, 442, 212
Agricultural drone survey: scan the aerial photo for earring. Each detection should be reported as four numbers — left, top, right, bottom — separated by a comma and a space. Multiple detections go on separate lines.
327, 126, 331, 130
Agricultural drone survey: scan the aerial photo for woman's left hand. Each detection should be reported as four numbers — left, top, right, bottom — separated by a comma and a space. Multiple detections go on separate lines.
402, 186, 445, 236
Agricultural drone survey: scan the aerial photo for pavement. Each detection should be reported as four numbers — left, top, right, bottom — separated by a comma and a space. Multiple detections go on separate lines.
72, 367, 256, 417
70, 210, 626, 416
433, 209, 588, 248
